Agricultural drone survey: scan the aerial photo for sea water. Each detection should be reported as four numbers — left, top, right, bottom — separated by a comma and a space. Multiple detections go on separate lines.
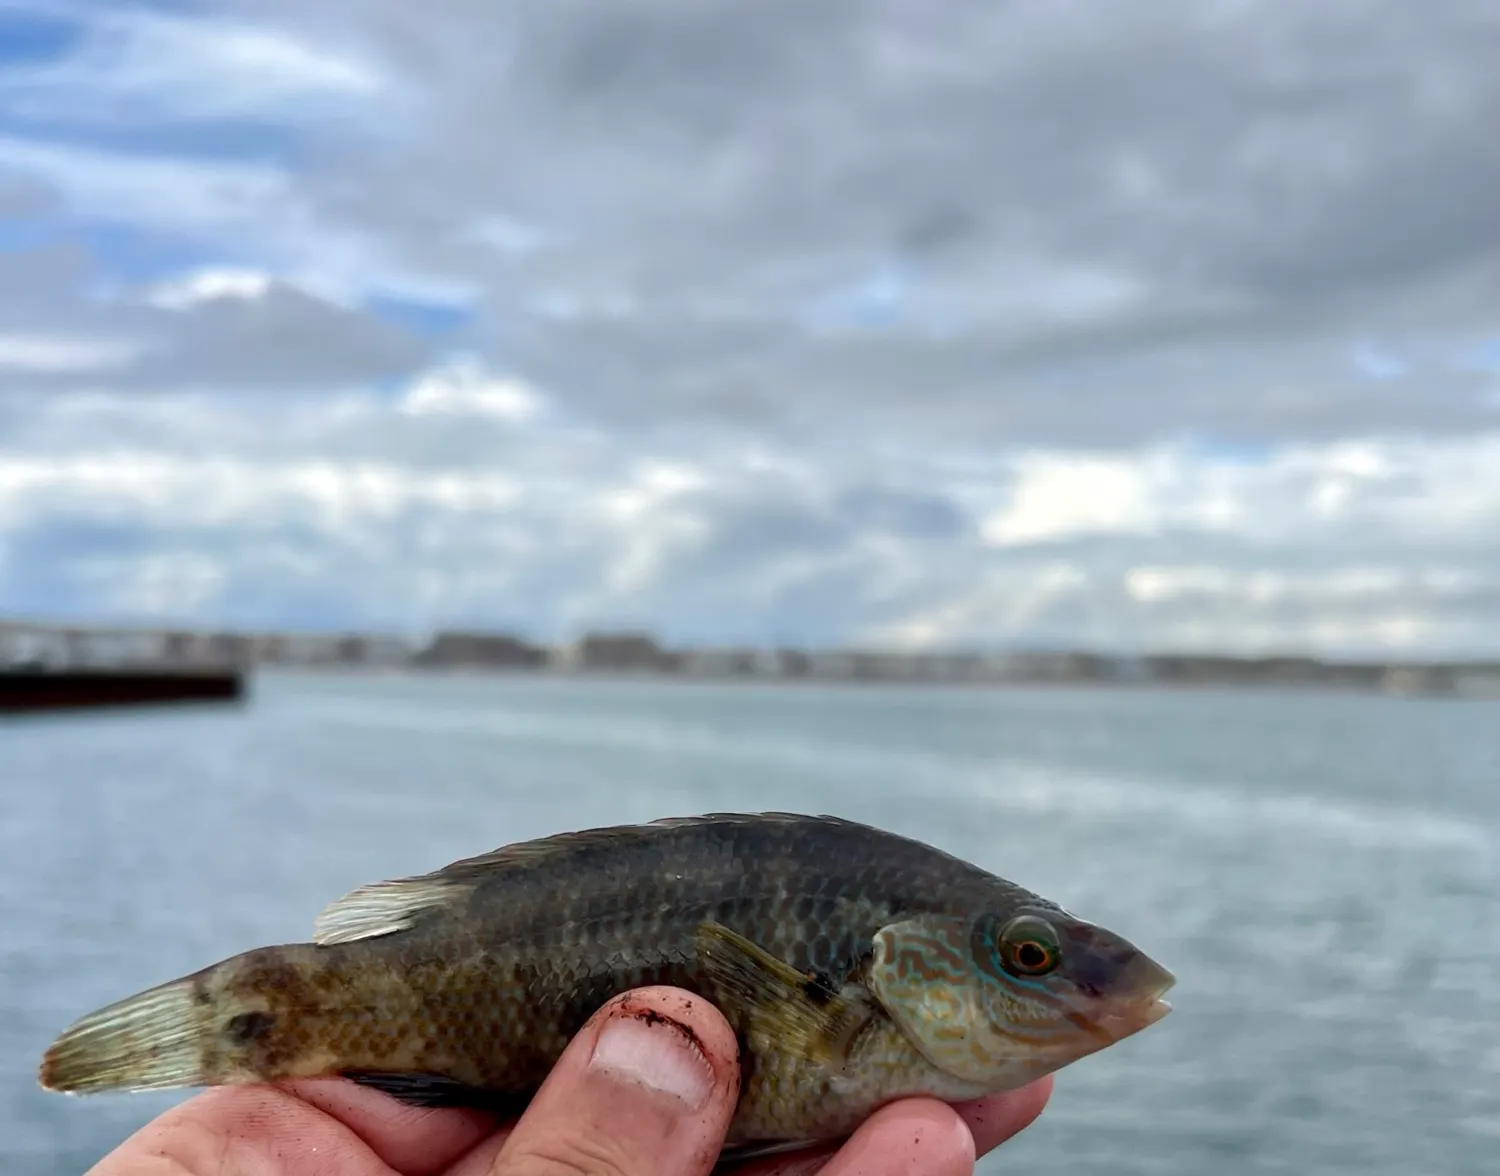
3, 672, 1497, 1174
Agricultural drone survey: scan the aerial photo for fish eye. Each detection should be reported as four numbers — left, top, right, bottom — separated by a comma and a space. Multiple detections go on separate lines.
998, 915, 1062, 977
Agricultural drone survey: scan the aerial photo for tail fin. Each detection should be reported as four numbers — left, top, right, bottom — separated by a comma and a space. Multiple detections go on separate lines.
40, 978, 208, 1094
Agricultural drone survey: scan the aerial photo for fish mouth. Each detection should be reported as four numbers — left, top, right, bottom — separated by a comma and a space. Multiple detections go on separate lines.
1092, 965, 1175, 1043
1092, 994, 1172, 1042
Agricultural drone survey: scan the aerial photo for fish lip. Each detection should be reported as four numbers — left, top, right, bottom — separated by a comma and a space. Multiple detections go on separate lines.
1139, 996, 1173, 1026
1089, 967, 1175, 1041
1093, 992, 1173, 1041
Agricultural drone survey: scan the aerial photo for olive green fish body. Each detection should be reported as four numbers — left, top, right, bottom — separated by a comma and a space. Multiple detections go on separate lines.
40, 813, 1175, 1152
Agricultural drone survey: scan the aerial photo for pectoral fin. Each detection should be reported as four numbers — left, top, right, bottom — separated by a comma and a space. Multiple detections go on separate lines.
693, 922, 875, 1070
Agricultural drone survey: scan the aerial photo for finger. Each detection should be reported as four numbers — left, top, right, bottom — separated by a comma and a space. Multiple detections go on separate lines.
88, 1084, 398, 1176
288, 1079, 498, 1176
726, 1077, 1053, 1176
86, 1081, 494, 1176
726, 1099, 975, 1176
952, 1076, 1053, 1156
455, 986, 739, 1176
816, 1100, 975, 1176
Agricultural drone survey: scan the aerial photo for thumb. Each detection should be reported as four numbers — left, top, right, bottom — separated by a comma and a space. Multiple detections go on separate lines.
485, 987, 741, 1176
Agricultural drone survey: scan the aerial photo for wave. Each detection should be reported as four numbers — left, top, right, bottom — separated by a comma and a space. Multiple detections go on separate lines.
283, 692, 1497, 859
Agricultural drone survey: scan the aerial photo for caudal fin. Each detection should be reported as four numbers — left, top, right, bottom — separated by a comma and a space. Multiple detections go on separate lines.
40, 979, 208, 1094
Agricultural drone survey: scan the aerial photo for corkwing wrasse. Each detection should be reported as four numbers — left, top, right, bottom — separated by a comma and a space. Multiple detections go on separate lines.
40, 813, 1174, 1156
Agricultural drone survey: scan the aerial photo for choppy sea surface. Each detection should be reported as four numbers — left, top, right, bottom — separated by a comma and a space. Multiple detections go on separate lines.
3, 672, 1498, 1175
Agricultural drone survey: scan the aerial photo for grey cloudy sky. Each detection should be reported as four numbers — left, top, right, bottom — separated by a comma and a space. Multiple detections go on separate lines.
1, 0, 1497, 654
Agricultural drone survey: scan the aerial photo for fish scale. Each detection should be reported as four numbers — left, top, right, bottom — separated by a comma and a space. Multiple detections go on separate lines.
39, 812, 1174, 1155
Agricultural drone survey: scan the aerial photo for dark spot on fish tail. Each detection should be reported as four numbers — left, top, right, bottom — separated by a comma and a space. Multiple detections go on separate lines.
226, 1011, 275, 1044
236, 953, 317, 1021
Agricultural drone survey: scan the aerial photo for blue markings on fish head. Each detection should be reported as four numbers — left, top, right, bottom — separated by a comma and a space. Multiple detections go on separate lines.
867, 907, 1175, 1090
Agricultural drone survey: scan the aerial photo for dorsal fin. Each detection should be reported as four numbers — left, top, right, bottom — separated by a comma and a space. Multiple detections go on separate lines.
313, 813, 871, 946
433, 813, 866, 878
313, 875, 470, 945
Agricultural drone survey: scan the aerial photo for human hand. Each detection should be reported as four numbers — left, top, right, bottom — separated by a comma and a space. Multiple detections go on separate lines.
87, 985, 1052, 1176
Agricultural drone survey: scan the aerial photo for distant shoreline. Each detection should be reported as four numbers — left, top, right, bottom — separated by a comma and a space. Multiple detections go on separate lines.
5, 619, 1499, 700
251, 662, 1500, 700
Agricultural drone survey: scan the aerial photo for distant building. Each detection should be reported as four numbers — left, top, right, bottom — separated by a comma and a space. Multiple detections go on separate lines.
414, 631, 547, 670
1452, 668, 1500, 698
803, 650, 860, 679
5, 616, 1499, 699
1379, 665, 1457, 696
245, 632, 346, 666
774, 648, 812, 677
679, 647, 788, 677
562, 631, 675, 672
0, 624, 67, 669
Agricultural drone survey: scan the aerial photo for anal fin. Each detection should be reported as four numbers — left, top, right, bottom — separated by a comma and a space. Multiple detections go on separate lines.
693, 921, 876, 1070
342, 1071, 530, 1118
719, 1138, 823, 1165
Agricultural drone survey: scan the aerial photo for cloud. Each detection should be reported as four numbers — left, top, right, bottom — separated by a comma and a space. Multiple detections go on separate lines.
400, 356, 545, 424
6, 0, 1497, 435
185, 0, 1500, 445
0, 134, 293, 235
0, 333, 140, 373
0, 246, 433, 393
0, 8, 384, 127
4, 380, 1500, 655
145, 268, 274, 309
1, 1, 1497, 652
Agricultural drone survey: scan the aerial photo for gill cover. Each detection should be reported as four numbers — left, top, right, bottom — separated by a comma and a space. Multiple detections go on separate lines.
869, 908, 1085, 1087
867, 914, 1003, 1084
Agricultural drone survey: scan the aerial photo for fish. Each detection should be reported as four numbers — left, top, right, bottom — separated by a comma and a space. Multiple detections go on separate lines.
38, 812, 1174, 1157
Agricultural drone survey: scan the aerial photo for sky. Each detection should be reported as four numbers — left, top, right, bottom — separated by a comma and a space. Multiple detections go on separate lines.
0, 0, 1498, 656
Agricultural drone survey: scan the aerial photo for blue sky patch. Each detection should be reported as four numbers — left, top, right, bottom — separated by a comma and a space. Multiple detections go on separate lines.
363, 292, 476, 337
0, 10, 79, 67
1458, 337, 1500, 373
69, 218, 242, 286
1350, 342, 1409, 381
804, 263, 909, 332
